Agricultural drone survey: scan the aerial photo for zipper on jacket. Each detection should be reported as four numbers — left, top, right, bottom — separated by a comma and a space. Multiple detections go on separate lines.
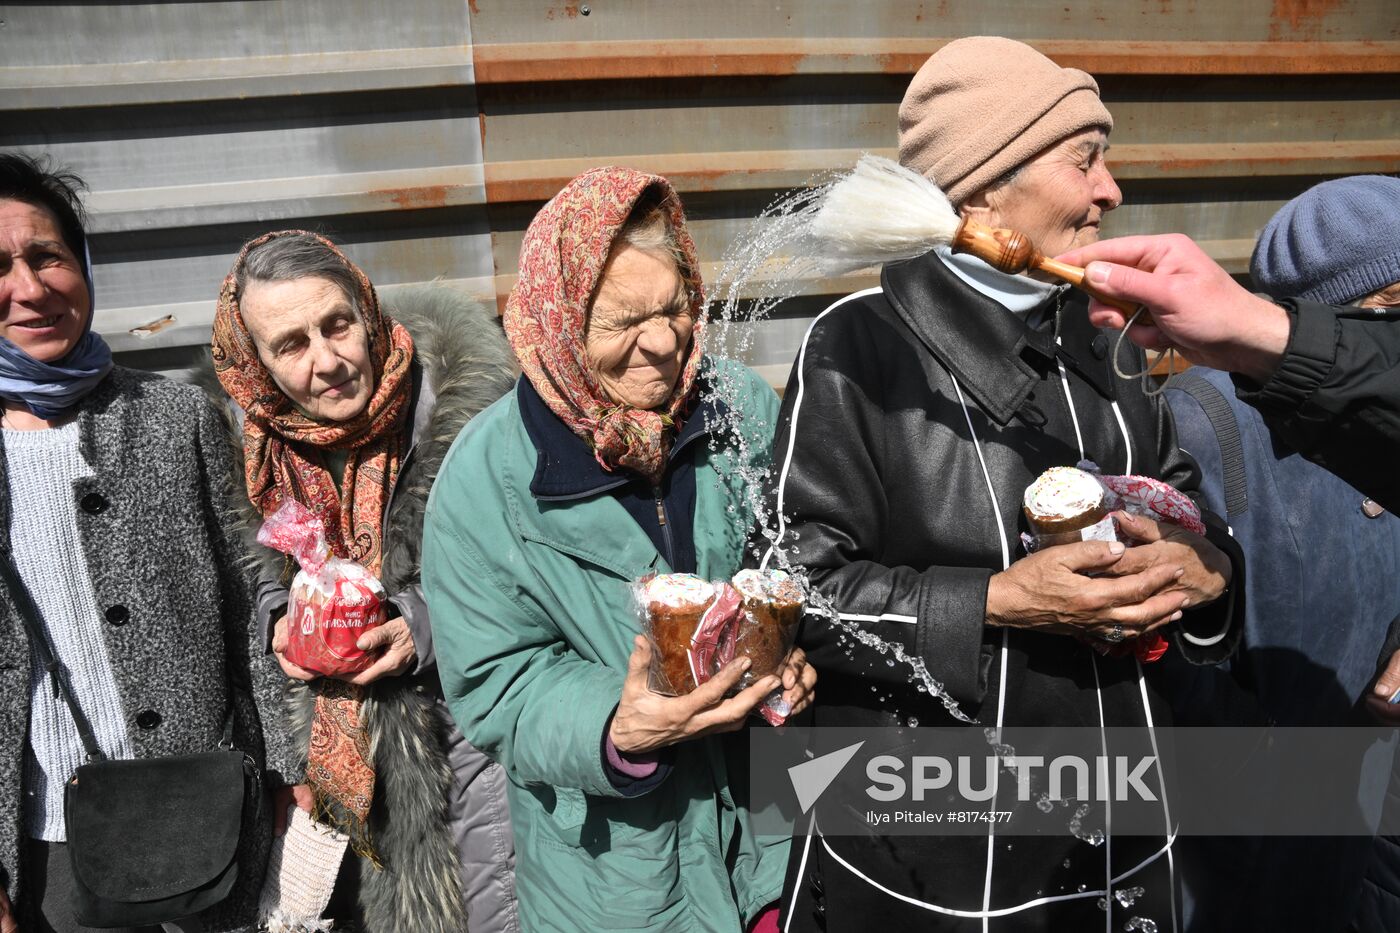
653, 483, 678, 569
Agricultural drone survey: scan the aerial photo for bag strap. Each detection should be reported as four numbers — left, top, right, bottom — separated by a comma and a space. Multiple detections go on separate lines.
1168, 373, 1250, 518
0, 545, 238, 759
0, 545, 106, 762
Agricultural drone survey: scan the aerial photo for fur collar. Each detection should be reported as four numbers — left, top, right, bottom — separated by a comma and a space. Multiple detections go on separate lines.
195, 283, 516, 592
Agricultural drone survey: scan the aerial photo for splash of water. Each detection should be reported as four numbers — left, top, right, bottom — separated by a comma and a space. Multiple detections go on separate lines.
1124, 919, 1158, 932
697, 171, 974, 725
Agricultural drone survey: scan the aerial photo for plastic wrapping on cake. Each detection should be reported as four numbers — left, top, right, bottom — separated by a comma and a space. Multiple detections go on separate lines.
257, 500, 387, 677
634, 571, 805, 725
1020, 462, 1208, 664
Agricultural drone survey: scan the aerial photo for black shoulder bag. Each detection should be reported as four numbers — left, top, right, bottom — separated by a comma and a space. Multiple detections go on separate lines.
1, 551, 261, 927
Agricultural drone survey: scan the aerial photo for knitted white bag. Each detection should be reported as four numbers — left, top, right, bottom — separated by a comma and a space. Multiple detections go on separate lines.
258, 805, 348, 932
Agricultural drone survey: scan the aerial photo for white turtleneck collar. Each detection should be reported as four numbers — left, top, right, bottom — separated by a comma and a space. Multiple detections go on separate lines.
933, 245, 1067, 317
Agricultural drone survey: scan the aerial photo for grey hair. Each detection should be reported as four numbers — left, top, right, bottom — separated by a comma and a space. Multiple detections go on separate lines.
235, 233, 362, 321
616, 189, 688, 274
610, 186, 702, 305
951, 163, 1022, 212
986, 163, 1024, 195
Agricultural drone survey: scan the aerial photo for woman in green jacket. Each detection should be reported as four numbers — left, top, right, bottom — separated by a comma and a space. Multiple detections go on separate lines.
422, 167, 814, 932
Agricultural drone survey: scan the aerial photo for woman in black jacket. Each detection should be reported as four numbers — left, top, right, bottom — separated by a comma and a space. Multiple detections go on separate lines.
765, 38, 1242, 932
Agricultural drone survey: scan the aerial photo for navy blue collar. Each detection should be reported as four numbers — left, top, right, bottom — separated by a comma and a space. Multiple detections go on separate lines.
517, 372, 726, 501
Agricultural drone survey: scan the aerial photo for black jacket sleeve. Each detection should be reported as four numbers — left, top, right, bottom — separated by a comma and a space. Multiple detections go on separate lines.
758, 311, 991, 709
1234, 299, 1400, 512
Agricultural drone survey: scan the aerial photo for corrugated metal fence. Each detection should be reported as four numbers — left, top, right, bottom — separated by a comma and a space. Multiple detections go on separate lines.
4, 1, 1399, 384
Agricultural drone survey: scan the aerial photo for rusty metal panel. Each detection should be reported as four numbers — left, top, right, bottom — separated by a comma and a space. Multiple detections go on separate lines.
465, 0, 1399, 43
4, 1, 1399, 387
469, 2, 1400, 385
0, 1, 494, 378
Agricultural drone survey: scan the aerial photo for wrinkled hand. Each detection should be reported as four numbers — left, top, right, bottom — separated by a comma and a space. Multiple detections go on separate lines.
609, 636, 783, 755
1108, 512, 1231, 611
272, 783, 315, 837
1366, 649, 1400, 726
0, 886, 18, 933
986, 539, 1187, 642
1056, 233, 1290, 382
271, 614, 317, 682
344, 617, 417, 685
777, 646, 818, 718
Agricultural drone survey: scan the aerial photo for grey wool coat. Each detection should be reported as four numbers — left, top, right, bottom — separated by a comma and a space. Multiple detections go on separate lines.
205, 283, 520, 933
0, 367, 296, 931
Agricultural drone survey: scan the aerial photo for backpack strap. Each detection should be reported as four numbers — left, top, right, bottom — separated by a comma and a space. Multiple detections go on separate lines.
1169, 372, 1249, 518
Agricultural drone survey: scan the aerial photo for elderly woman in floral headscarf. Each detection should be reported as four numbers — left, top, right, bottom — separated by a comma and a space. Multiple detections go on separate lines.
422, 167, 815, 931
208, 231, 519, 933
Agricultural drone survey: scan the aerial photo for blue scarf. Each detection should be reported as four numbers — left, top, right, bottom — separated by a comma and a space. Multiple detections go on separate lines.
0, 244, 113, 419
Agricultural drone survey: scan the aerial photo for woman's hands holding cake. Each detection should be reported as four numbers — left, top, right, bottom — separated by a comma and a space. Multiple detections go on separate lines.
272, 612, 417, 684
1105, 511, 1231, 613
609, 636, 814, 755
271, 612, 318, 681
346, 616, 418, 684
985, 539, 1188, 638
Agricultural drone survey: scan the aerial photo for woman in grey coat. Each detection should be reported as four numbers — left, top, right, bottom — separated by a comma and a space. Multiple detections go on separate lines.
0, 156, 292, 932
207, 230, 518, 933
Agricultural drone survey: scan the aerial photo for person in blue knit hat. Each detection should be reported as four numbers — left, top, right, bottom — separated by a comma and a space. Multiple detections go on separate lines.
1251, 175, 1400, 308
1158, 174, 1400, 933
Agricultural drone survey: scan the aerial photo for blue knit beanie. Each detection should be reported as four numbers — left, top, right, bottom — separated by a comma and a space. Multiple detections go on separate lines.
1251, 175, 1400, 305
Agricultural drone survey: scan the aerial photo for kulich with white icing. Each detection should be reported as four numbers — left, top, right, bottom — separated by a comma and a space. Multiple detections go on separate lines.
731, 569, 805, 689
643, 573, 716, 609
732, 568, 803, 607
643, 573, 721, 695
1023, 466, 1111, 539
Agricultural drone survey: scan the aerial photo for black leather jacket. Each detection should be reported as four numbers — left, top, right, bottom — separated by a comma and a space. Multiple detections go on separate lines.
763, 250, 1245, 929
1235, 298, 1400, 513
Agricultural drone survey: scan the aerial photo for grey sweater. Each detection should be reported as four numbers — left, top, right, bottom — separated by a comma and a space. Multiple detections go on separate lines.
0, 367, 295, 931
6, 421, 136, 841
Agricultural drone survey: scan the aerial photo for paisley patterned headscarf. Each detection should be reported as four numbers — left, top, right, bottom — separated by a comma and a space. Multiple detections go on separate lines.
211, 230, 415, 861
212, 230, 414, 576
504, 167, 705, 481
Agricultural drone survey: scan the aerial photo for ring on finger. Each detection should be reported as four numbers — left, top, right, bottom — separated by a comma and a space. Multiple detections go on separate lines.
1100, 623, 1125, 643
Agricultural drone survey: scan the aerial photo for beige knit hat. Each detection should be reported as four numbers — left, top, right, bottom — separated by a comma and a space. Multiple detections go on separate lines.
898, 37, 1114, 207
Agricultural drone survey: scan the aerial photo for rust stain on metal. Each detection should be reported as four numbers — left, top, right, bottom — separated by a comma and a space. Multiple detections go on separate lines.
376, 185, 452, 210
472, 39, 1400, 83
481, 141, 1400, 207
467, 0, 479, 13
1269, 0, 1345, 39
128, 315, 176, 337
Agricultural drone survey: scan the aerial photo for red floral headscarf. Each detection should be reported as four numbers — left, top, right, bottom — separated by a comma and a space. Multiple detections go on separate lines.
211, 230, 415, 576
504, 167, 706, 481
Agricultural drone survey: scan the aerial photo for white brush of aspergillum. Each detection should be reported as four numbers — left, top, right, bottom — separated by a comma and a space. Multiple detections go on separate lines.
800, 154, 962, 275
